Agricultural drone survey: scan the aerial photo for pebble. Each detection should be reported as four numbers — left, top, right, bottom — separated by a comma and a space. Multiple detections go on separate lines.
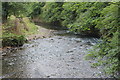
80, 44, 83, 46
76, 41, 82, 43
58, 37, 62, 39
2, 53, 7, 56
51, 39, 54, 40
66, 50, 74, 53
47, 76, 50, 78
8, 62, 14, 65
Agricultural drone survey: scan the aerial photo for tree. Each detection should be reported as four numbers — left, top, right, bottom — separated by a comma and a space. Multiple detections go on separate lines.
41, 2, 63, 26
2, 2, 33, 23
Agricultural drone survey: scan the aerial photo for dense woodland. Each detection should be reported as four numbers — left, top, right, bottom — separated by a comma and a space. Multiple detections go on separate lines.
2, 2, 120, 78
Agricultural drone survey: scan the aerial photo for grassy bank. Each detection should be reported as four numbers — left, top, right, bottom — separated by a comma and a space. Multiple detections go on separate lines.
2, 15, 38, 47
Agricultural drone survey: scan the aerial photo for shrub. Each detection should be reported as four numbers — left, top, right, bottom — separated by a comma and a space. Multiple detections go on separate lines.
2, 34, 27, 47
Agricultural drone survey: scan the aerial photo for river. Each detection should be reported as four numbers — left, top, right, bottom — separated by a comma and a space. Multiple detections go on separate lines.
1, 24, 108, 78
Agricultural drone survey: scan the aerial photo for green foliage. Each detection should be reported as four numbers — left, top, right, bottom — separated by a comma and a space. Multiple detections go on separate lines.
95, 3, 118, 38
2, 34, 27, 47
41, 2, 63, 25
66, 2, 108, 35
2, 2, 38, 47
89, 31, 119, 77
21, 17, 38, 35
2, 16, 38, 47
60, 2, 78, 26
38, 2, 109, 35
29, 2, 45, 18
86, 3, 119, 77
2, 2, 34, 22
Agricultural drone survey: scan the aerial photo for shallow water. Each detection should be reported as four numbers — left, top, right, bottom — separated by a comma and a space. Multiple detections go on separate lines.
2, 27, 107, 78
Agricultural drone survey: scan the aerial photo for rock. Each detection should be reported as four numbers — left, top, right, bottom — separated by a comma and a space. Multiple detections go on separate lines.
80, 44, 83, 46
85, 41, 93, 46
66, 30, 70, 33
76, 40, 82, 43
42, 36, 46, 38
67, 64, 70, 66
8, 62, 14, 66
73, 67, 76, 69
19, 47, 23, 50
49, 36, 51, 38
47, 76, 50, 78
58, 37, 62, 39
66, 50, 74, 53
32, 45, 35, 47
56, 46, 58, 48
71, 57, 74, 59
71, 60, 75, 62
2, 53, 7, 56
33, 37, 36, 40
51, 39, 54, 40
72, 48, 76, 50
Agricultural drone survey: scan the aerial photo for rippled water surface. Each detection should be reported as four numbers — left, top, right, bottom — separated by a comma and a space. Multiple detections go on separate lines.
2, 27, 107, 78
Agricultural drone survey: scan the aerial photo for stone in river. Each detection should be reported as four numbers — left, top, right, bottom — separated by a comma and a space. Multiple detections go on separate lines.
8, 62, 14, 66
66, 50, 74, 53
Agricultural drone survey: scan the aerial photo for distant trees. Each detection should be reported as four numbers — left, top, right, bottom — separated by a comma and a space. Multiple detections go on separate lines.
40, 2, 63, 26
29, 2, 45, 19
2, 2, 33, 23
29, 2, 109, 36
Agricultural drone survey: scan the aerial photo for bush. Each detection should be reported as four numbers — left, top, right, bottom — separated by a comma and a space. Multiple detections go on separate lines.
86, 3, 120, 78
2, 34, 27, 47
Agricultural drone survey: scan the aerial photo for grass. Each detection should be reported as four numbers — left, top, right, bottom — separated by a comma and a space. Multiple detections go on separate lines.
21, 17, 38, 36
3, 15, 38, 37
2, 15, 38, 47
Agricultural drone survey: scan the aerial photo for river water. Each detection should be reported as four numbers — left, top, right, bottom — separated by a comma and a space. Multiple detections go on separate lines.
1, 24, 107, 78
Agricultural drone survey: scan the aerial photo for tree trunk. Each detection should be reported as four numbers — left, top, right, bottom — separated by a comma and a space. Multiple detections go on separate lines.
2, 2, 9, 24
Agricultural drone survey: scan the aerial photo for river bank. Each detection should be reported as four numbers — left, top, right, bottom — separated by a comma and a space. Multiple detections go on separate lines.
1, 23, 55, 51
